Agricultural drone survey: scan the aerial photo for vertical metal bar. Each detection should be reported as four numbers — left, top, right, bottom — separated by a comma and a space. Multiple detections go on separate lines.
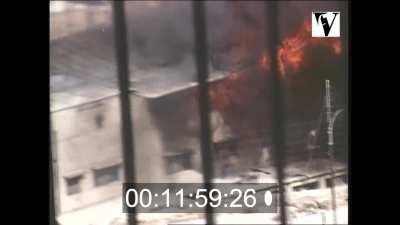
51, 129, 60, 216
192, 1, 215, 224
345, 1, 350, 223
264, 2, 287, 224
50, 129, 58, 225
112, 2, 136, 225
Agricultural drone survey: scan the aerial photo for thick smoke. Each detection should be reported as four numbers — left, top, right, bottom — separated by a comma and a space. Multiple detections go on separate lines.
125, 2, 194, 67
123, 1, 346, 150
123, 1, 343, 70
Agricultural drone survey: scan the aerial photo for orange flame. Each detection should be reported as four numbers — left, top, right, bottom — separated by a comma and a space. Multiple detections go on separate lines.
277, 20, 342, 76
210, 19, 342, 112
228, 72, 240, 81
259, 52, 270, 71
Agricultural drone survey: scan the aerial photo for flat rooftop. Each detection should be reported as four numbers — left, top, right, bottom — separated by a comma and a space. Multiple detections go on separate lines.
50, 27, 230, 112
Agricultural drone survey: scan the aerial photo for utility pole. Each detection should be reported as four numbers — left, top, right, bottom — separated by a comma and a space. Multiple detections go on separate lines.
325, 80, 337, 224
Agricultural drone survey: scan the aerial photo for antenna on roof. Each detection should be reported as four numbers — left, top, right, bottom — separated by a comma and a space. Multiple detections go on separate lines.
325, 79, 337, 224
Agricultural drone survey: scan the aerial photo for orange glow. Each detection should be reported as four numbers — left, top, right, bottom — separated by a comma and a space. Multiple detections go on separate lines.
208, 19, 342, 112
229, 72, 240, 81
278, 20, 341, 75
332, 40, 342, 55
259, 52, 270, 71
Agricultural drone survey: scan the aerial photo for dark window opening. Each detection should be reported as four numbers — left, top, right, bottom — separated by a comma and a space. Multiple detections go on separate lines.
293, 181, 319, 192
95, 113, 104, 129
94, 165, 120, 186
215, 140, 239, 177
164, 151, 193, 174
66, 175, 82, 195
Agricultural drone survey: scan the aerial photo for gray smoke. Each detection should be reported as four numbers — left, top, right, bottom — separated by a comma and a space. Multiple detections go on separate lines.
125, 2, 194, 67
123, 1, 342, 69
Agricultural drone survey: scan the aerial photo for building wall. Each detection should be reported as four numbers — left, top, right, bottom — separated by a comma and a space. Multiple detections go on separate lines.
51, 89, 323, 213
52, 97, 122, 213
52, 95, 169, 213
130, 95, 167, 182
50, 2, 111, 41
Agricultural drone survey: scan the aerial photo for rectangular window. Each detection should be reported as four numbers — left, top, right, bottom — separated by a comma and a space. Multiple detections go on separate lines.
94, 164, 120, 186
164, 152, 193, 174
66, 175, 82, 195
293, 181, 319, 192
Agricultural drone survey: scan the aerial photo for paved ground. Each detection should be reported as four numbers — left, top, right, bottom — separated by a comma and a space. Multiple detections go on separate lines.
57, 185, 347, 225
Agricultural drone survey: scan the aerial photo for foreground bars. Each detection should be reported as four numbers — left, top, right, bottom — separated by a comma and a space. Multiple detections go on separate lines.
192, 1, 215, 225
50, 135, 58, 225
112, 2, 137, 225
264, 2, 288, 225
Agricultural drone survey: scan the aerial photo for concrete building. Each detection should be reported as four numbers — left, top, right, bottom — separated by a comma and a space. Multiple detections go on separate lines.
50, 2, 231, 213
50, 65, 230, 214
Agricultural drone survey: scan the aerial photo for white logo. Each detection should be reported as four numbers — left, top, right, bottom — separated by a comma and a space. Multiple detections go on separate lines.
312, 12, 340, 37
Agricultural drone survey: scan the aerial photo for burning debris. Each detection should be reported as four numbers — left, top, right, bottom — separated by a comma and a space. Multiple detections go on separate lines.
51, 1, 348, 224
123, 1, 345, 140
278, 20, 342, 76
205, 17, 342, 139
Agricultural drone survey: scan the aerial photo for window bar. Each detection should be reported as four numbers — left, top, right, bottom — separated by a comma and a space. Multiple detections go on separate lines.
50, 133, 58, 225
264, 2, 288, 225
192, 1, 215, 225
345, 1, 350, 223
112, 2, 137, 225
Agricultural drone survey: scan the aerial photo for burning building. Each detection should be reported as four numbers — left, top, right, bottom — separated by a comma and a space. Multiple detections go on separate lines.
50, 1, 348, 222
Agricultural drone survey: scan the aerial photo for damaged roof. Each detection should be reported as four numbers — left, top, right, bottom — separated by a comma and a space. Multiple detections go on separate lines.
50, 27, 230, 112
